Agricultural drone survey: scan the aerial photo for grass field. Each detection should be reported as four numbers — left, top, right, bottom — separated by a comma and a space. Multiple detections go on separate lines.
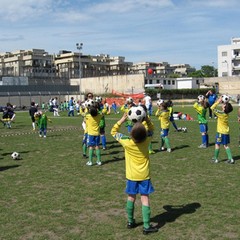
1, 105, 240, 240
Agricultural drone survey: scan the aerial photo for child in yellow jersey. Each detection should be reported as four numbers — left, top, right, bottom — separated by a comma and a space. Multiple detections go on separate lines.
155, 102, 171, 152
85, 106, 102, 166
79, 102, 88, 158
111, 113, 158, 235
211, 97, 234, 164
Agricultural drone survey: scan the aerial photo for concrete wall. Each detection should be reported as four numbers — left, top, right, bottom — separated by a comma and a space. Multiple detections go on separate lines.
203, 77, 240, 99
72, 74, 145, 95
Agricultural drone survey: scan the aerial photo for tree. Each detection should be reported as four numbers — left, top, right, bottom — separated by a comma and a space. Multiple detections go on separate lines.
188, 65, 218, 78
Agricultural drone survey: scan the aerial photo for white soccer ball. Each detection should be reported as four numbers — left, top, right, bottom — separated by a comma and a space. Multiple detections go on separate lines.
221, 94, 230, 104
127, 106, 146, 123
157, 99, 164, 106
95, 96, 102, 103
11, 152, 20, 160
197, 95, 205, 102
85, 99, 94, 108
126, 97, 133, 104
182, 127, 187, 133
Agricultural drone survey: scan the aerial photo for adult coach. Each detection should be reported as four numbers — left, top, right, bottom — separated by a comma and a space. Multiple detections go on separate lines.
206, 90, 217, 119
143, 93, 152, 116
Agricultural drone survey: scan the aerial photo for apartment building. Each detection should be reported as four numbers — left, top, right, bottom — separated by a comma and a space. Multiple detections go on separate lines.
218, 37, 240, 77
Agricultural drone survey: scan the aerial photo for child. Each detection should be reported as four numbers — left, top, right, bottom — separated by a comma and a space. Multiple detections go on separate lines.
85, 105, 102, 166
111, 101, 118, 114
120, 97, 135, 133
111, 113, 158, 235
29, 101, 38, 130
166, 99, 179, 132
35, 111, 52, 138
1, 103, 15, 129
155, 102, 171, 152
211, 97, 234, 164
193, 95, 209, 148
79, 102, 88, 158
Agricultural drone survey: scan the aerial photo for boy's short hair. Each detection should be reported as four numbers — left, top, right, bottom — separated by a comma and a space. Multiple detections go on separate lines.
224, 102, 233, 114
131, 122, 147, 143
89, 107, 98, 117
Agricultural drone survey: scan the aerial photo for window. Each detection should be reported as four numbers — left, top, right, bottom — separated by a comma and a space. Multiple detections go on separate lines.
172, 80, 175, 85
168, 80, 171, 85
157, 79, 160, 83
222, 52, 227, 57
163, 80, 166, 85
149, 79, 152, 84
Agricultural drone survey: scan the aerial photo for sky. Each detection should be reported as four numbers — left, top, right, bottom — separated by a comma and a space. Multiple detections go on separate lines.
0, 0, 239, 70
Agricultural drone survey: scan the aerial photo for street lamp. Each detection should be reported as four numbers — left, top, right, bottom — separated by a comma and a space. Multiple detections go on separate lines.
76, 42, 83, 100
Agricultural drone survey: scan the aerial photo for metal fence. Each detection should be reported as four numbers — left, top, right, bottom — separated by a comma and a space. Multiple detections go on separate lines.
0, 85, 80, 109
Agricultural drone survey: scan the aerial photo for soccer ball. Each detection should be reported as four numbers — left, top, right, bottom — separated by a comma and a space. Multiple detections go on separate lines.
126, 97, 133, 104
197, 95, 205, 102
157, 99, 164, 106
221, 94, 230, 104
127, 106, 146, 123
182, 127, 187, 133
85, 99, 94, 108
95, 96, 102, 103
11, 152, 20, 160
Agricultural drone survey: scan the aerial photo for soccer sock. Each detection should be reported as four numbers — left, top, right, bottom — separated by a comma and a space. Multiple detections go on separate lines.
89, 148, 93, 162
148, 142, 153, 151
82, 144, 87, 155
32, 122, 35, 130
101, 135, 106, 148
164, 137, 171, 149
172, 121, 178, 131
214, 148, 220, 159
126, 200, 135, 223
202, 135, 207, 145
160, 137, 164, 148
142, 205, 151, 229
206, 134, 209, 146
225, 147, 233, 160
96, 148, 101, 162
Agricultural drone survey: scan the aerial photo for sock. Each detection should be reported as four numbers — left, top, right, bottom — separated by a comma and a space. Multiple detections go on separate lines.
142, 205, 151, 229
96, 148, 101, 162
101, 135, 106, 148
82, 144, 87, 155
89, 148, 93, 162
160, 137, 164, 148
126, 200, 134, 223
148, 142, 153, 151
225, 147, 233, 160
172, 122, 178, 131
164, 137, 171, 149
214, 148, 220, 160
202, 135, 207, 145
32, 122, 35, 130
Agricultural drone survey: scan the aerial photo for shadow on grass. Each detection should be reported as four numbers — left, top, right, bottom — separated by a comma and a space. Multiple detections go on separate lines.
151, 202, 201, 229
0, 165, 21, 172
103, 155, 125, 164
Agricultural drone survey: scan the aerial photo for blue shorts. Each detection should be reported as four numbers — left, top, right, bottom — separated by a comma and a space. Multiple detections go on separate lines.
215, 133, 230, 145
125, 179, 155, 195
199, 123, 208, 133
161, 128, 169, 137
87, 135, 100, 147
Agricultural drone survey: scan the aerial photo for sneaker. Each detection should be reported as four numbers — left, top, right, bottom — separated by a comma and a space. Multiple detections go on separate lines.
143, 225, 158, 235
198, 144, 207, 149
83, 154, 88, 158
160, 147, 165, 151
211, 158, 219, 163
167, 148, 171, 153
149, 150, 155, 154
86, 161, 93, 166
102, 147, 106, 150
226, 159, 235, 164
39, 134, 42, 138
43, 135, 46, 138
96, 161, 102, 166
127, 220, 136, 229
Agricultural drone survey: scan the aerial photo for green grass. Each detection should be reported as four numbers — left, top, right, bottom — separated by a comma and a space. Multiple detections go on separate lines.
1, 106, 240, 240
